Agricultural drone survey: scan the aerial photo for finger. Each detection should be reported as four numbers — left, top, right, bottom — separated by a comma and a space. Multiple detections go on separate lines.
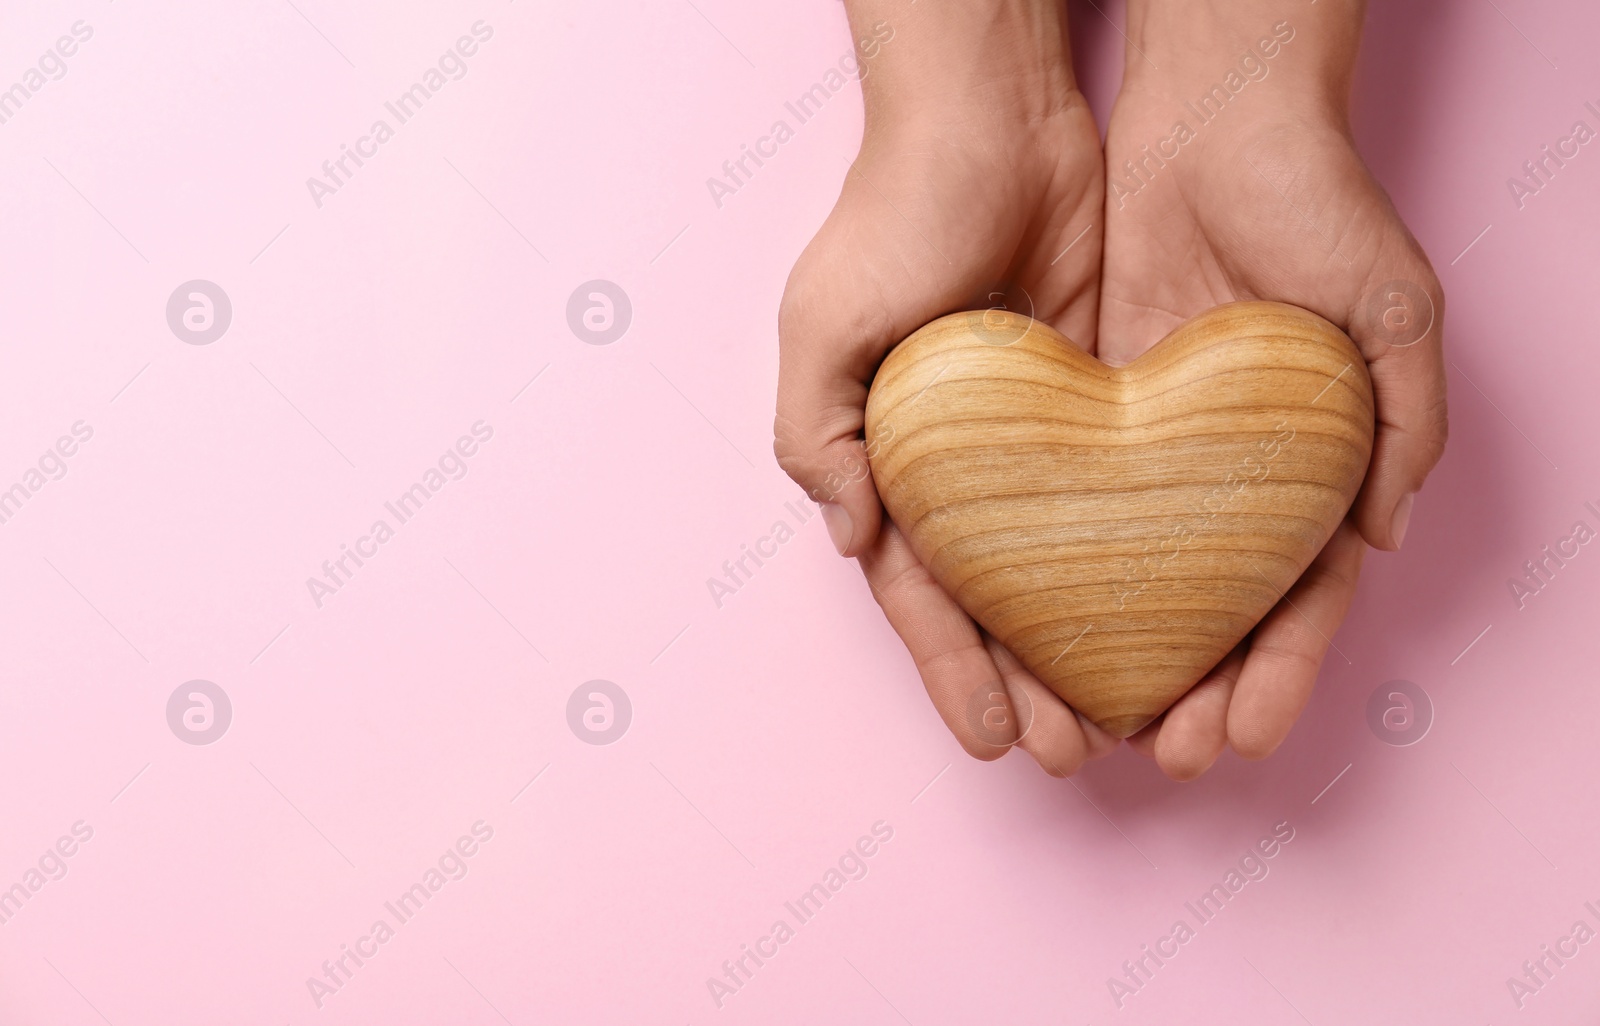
1153, 644, 1246, 782
1345, 255, 1448, 551
1228, 521, 1367, 760
774, 267, 890, 559
982, 635, 1094, 778
859, 520, 1016, 760
1076, 709, 1121, 761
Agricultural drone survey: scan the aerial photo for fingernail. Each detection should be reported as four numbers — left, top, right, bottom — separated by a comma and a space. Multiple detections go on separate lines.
820, 502, 854, 555
1391, 492, 1415, 549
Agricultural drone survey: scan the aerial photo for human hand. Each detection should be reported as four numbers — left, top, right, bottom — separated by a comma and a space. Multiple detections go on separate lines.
1097, 0, 1448, 780
775, 0, 1119, 775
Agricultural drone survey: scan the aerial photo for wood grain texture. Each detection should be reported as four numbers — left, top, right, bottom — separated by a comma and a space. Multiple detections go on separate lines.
863, 301, 1375, 738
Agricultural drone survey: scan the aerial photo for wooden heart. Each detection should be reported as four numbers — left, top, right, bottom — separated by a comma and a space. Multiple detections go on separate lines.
864, 302, 1374, 737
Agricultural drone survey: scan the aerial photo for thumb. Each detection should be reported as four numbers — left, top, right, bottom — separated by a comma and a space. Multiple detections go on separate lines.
773, 274, 892, 557
774, 158, 984, 555
1345, 258, 1449, 551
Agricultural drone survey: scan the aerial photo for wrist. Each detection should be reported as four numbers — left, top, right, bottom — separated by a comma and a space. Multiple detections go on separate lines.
1119, 0, 1364, 122
846, 0, 1080, 140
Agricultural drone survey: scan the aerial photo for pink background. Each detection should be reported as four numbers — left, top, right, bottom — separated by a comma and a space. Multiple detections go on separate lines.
2, 0, 1598, 1022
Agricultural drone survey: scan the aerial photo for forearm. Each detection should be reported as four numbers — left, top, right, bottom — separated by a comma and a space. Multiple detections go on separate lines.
1121, 0, 1366, 119
841, 0, 1079, 132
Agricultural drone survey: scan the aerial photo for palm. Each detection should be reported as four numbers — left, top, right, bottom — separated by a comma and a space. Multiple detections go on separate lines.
1100, 108, 1399, 359
786, 100, 1106, 360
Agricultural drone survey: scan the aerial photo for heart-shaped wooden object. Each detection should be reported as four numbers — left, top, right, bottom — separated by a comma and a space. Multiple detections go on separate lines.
864, 301, 1374, 737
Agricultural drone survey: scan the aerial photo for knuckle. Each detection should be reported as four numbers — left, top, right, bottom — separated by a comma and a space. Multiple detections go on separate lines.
1422, 394, 1450, 466
769, 420, 812, 481
770, 420, 802, 463
772, 441, 807, 484
1299, 557, 1355, 599
1250, 634, 1324, 677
